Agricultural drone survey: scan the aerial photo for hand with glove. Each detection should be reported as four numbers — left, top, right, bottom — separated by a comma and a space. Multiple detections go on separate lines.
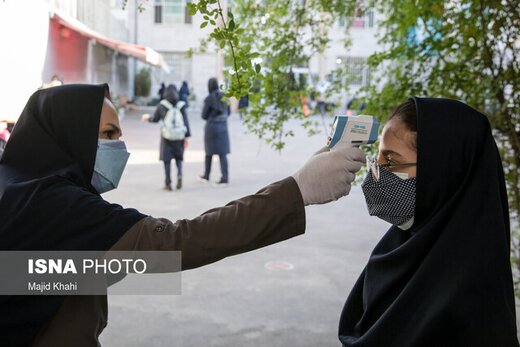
292, 143, 365, 205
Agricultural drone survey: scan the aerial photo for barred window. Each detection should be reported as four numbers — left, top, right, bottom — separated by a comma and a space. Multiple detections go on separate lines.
338, 10, 375, 29
154, 0, 191, 24
338, 56, 371, 86
154, 4, 163, 23
185, 0, 192, 24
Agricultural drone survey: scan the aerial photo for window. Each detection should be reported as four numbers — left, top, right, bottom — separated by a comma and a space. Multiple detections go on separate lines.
351, 17, 365, 28
184, 0, 192, 24
154, 4, 163, 23
338, 10, 375, 29
338, 56, 371, 86
367, 10, 374, 28
154, 0, 189, 24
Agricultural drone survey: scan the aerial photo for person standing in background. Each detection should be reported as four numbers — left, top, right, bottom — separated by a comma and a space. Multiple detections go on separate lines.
238, 95, 249, 120
158, 82, 166, 101
143, 84, 190, 191
179, 81, 190, 108
198, 77, 231, 187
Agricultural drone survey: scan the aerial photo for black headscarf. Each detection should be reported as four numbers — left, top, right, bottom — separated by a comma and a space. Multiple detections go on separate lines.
208, 77, 219, 93
164, 84, 179, 105
180, 81, 189, 93
339, 97, 518, 346
0, 84, 146, 345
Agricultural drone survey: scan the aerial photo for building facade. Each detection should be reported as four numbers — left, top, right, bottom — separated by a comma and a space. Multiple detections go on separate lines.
45, 0, 167, 101
309, 9, 383, 109
132, 1, 382, 111
127, 0, 224, 110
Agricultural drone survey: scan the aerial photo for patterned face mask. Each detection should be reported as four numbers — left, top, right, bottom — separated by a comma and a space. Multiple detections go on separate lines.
361, 166, 416, 226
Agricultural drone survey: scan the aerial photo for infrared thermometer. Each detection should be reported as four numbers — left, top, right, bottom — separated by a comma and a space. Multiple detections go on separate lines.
326, 115, 379, 148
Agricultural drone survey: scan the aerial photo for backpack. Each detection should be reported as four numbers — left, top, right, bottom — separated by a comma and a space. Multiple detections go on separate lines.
160, 100, 187, 141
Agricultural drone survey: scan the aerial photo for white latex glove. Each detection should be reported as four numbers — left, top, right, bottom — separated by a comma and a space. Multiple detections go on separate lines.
292, 143, 365, 205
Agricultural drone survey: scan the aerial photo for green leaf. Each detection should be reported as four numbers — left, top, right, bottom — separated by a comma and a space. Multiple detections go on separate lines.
200, 21, 208, 28
255, 64, 261, 73
187, 3, 198, 16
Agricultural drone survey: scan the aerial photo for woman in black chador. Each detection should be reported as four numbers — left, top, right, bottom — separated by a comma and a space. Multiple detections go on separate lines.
179, 80, 190, 107
199, 77, 231, 186
158, 82, 165, 100
339, 98, 518, 346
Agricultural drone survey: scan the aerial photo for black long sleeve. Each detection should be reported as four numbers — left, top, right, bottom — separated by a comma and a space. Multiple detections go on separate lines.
181, 106, 191, 137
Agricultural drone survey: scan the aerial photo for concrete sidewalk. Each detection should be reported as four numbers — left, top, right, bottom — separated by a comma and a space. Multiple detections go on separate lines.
99, 108, 389, 346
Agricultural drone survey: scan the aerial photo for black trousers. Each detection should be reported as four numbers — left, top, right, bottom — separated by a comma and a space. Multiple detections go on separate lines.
164, 159, 183, 186
203, 154, 228, 182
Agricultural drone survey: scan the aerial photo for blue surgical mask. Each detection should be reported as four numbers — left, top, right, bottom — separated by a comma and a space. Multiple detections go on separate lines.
91, 138, 130, 194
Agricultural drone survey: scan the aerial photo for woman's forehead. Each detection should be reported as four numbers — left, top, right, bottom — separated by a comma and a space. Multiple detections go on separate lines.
381, 119, 406, 141
99, 98, 121, 135
380, 119, 416, 153
101, 98, 118, 121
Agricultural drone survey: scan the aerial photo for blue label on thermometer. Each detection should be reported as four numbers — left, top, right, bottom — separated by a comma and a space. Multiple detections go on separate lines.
326, 115, 379, 148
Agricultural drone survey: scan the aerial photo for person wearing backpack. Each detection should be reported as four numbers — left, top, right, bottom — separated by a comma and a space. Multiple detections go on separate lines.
143, 84, 190, 190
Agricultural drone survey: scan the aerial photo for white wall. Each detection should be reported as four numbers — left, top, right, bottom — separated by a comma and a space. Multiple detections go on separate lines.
0, 0, 50, 120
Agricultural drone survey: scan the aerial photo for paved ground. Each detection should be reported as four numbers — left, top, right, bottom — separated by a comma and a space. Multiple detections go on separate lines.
98, 107, 392, 346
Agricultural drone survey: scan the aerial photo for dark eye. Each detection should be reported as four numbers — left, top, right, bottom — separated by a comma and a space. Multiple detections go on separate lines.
385, 157, 398, 167
103, 130, 115, 139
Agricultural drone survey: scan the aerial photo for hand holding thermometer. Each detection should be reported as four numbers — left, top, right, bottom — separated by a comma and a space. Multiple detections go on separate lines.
326, 115, 379, 148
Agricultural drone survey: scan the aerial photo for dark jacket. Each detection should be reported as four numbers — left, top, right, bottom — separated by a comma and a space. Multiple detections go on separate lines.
150, 85, 191, 161
202, 90, 230, 155
158, 83, 165, 100
179, 81, 190, 107
0, 84, 146, 346
339, 97, 519, 346
32, 177, 306, 346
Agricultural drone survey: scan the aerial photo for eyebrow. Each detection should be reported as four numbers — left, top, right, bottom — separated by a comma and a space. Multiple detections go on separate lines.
105, 122, 122, 137
380, 149, 403, 159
